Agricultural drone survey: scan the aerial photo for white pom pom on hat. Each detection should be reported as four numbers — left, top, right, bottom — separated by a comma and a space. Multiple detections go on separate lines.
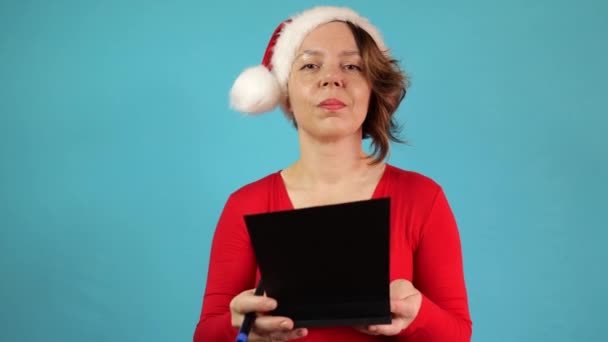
229, 6, 387, 114
229, 65, 282, 114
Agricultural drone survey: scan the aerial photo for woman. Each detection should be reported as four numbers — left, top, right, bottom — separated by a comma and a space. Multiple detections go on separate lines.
194, 6, 472, 342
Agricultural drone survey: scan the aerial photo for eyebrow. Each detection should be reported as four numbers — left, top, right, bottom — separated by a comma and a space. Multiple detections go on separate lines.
295, 49, 361, 60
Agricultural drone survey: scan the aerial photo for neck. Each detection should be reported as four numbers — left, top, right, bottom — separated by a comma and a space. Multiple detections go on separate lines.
287, 130, 380, 187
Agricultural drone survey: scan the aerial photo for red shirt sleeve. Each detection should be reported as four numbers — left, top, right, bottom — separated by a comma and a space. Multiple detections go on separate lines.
398, 187, 472, 341
193, 193, 257, 342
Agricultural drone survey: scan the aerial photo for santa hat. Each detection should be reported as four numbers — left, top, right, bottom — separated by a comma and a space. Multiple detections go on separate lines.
229, 6, 387, 114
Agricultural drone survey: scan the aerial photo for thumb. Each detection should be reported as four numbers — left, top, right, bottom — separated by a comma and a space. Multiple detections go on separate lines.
390, 279, 415, 300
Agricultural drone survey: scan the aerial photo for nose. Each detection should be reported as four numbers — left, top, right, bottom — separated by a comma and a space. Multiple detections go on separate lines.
319, 68, 344, 88
321, 79, 344, 88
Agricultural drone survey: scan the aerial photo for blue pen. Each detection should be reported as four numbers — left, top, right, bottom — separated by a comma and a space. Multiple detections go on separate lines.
236, 279, 265, 342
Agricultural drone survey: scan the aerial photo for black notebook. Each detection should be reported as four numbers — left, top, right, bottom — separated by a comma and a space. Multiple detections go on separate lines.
244, 197, 391, 328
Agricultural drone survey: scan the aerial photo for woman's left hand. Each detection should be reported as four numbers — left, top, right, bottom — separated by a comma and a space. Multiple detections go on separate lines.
355, 279, 422, 336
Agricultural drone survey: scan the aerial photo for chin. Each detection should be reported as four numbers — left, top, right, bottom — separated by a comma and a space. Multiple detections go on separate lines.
311, 126, 362, 141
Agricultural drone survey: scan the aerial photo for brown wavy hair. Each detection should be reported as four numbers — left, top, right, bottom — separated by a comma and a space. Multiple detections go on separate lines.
347, 21, 409, 164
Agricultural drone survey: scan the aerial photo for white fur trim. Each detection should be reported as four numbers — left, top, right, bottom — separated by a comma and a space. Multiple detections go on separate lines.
271, 6, 386, 91
229, 65, 282, 114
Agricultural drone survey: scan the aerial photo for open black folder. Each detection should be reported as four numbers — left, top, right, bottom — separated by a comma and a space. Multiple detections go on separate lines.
244, 198, 391, 328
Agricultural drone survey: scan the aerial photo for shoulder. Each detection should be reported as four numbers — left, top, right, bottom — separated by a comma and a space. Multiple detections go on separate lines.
385, 164, 442, 197
384, 164, 454, 228
383, 164, 448, 215
231, 172, 277, 197
223, 171, 280, 213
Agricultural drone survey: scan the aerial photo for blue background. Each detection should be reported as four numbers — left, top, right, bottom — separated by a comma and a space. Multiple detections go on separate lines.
1, 0, 606, 341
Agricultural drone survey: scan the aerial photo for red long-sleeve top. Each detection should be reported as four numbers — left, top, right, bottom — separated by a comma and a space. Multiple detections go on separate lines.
194, 164, 472, 341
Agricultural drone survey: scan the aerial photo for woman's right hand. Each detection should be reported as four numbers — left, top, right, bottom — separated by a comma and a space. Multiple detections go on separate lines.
230, 288, 308, 341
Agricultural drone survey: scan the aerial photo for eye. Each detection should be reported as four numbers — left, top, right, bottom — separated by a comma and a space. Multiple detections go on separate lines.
344, 64, 362, 71
300, 63, 318, 70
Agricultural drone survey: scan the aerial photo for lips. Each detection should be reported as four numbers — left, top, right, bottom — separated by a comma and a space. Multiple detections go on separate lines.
318, 98, 346, 110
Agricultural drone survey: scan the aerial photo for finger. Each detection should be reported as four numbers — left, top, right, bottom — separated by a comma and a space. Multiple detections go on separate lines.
269, 328, 308, 341
243, 331, 267, 342
353, 325, 380, 336
253, 315, 295, 333
231, 292, 277, 315
367, 317, 408, 336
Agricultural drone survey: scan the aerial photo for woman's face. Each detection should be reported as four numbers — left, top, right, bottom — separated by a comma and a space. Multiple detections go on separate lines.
286, 21, 371, 142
